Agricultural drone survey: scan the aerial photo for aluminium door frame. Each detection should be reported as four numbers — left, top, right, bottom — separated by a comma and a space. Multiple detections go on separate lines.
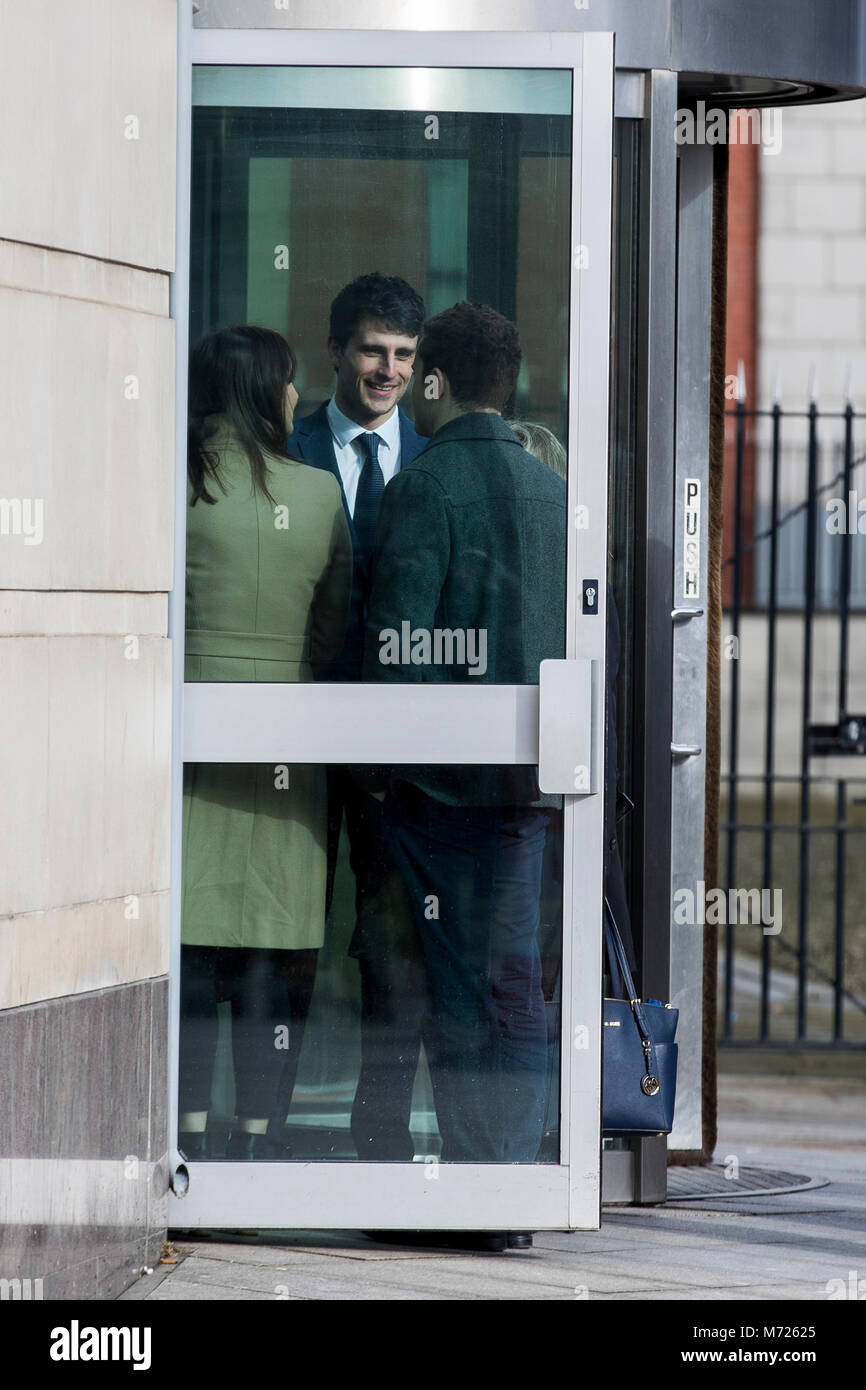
168, 23, 614, 1231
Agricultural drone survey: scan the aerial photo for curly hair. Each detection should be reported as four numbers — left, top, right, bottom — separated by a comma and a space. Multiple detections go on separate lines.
418, 302, 522, 412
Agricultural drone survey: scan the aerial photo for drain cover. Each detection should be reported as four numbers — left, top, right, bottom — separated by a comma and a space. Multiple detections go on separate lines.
665, 1164, 828, 1201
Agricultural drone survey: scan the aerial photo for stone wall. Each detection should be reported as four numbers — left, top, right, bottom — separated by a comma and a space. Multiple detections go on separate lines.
0, 0, 176, 1300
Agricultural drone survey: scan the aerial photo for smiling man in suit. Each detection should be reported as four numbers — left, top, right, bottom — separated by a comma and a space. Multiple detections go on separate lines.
287, 273, 427, 1163
287, 273, 426, 677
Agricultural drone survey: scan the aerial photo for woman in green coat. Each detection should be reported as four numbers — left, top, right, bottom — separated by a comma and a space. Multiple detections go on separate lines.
179, 326, 351, 1161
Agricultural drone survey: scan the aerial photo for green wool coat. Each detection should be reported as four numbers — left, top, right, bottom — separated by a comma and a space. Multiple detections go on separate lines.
182, 417, 352, 949
362, 411, 567, 806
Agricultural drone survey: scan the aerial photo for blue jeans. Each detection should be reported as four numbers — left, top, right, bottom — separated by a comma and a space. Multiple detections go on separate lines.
382, 785, 550, 1162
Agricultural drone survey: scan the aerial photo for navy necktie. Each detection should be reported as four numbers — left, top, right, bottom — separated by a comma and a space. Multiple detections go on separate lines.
353, 431, 385, 560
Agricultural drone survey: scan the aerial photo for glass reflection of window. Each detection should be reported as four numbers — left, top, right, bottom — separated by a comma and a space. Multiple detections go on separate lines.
184, 65, 575, 1163
191, 67, 571, 439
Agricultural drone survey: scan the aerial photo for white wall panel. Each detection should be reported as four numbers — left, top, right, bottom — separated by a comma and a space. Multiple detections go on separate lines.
0, 636, 171, 920
0, 893, 169, 1010
0, 0, 176, 269
0, 287, 174, 591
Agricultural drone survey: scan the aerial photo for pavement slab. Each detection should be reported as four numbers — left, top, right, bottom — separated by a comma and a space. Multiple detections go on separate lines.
121, 1072, 866, 1301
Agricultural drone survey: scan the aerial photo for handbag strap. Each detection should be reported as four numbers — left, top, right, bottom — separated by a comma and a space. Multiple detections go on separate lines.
603, 896, 636, 999
604, 896, 660, 1084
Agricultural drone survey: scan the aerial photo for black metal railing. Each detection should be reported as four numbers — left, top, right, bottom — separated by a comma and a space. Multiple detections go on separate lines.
720, 399, 866, 1049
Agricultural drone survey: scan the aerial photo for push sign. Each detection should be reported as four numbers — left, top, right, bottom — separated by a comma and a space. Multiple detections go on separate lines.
683, 478, 701, 599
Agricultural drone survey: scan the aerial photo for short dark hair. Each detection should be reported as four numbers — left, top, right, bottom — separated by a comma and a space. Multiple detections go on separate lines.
418, 302, 522, 412
188, 325, 296, 506
329, 273, 426, 348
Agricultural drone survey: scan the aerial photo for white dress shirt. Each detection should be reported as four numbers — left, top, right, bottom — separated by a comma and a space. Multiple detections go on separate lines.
326, 397, 402, 518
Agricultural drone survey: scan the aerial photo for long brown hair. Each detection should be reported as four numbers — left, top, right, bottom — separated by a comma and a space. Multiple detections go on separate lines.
188, 325, 297, 505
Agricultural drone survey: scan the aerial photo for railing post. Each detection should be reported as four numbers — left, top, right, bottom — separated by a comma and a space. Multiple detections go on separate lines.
838, 401, 854, 717
797, 395, 819, 1040
760, 400, 782, 1041
834, 780, 847, 1042
723, 390, 746, 1040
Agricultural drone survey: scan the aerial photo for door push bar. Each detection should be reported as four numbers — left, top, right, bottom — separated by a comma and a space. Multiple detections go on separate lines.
671, 609, 704, 758
537, 658, 597, 795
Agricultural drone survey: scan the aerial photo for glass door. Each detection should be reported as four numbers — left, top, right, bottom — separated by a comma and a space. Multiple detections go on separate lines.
170, 29, 614, 1232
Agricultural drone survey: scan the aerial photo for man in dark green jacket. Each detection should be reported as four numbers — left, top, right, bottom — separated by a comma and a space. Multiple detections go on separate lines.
361, 303, 566, 1174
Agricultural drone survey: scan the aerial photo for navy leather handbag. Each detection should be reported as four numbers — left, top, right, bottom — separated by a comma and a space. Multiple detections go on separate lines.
602, 898, 679, 1136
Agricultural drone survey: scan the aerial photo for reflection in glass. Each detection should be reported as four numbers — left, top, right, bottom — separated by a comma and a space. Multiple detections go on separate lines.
190, 70, 571, 443
346, 297, 566, 1160
179, 327, 352, 1161
180, 766, 562, 1163
182, 67, 572, 1164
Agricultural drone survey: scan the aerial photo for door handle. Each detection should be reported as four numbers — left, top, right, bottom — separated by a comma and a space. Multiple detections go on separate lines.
671, 742, 702, 758
671, 607, 704, 621
538, 658, 596, 794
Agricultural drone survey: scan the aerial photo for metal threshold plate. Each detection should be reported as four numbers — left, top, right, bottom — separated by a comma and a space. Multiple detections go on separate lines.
664, 1164, 830, 1201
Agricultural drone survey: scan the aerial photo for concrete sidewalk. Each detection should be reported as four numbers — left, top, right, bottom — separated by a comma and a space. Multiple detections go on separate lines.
123, 1074, 866, 1301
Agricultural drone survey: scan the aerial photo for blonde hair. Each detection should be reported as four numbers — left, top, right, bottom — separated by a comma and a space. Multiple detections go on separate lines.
507, 420, 567, 479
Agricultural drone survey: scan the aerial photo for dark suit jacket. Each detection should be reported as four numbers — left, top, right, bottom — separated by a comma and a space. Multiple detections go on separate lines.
288, 401, 425, 678
363, 412, 567, 805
